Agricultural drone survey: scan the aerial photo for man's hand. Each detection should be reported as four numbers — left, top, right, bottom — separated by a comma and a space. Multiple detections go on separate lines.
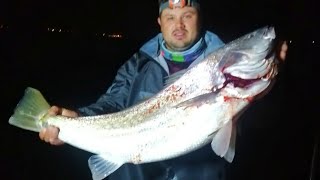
39, 106, 78, 146
278, 41, 288, 62
253, 41, 288, 100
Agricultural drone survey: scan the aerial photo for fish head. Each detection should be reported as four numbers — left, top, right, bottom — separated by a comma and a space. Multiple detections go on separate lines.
215, 26, 278, 99
236, 26, 275, 55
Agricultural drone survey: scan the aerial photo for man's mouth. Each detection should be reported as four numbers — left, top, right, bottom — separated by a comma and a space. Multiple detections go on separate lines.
173, 30, 187, 40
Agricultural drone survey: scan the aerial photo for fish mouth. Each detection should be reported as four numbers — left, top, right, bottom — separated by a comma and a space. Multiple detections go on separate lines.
223, 73, 263, 88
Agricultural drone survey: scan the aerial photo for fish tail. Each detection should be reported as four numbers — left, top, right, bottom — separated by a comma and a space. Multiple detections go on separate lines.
9, 87, 51, 132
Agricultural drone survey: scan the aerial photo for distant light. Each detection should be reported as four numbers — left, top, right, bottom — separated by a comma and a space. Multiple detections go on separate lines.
103, 33, 105, 36
289, 40, 292, 44
108, 34, 123, 38
312, 41, 315, 44
59, 29, 62, 32
52, 29, 55, 32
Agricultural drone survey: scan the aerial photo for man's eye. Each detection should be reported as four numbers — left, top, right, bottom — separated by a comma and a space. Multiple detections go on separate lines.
167, 16, 174, 20
184, 14, 192, 19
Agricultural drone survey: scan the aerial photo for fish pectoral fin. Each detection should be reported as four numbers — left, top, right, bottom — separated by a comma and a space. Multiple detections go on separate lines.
175, 92, 219, 109
211, 120, 233, 160
224, 124, 237, 163
88, 154, 123, 180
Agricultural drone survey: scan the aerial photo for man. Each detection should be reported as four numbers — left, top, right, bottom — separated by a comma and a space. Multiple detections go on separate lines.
40, 0, 288, 179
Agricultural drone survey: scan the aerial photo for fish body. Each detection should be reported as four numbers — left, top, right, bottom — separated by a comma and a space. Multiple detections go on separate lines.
52, 91, 249, 163
9, 26, 278, 180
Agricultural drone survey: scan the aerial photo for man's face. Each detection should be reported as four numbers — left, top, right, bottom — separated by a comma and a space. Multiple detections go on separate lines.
158, 6, 200, 51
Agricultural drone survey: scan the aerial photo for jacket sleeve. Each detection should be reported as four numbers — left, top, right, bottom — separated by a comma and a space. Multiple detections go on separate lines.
77, 53, 140, 116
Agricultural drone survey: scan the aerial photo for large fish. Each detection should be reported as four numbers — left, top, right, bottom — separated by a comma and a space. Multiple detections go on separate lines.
9, 26, 279, 180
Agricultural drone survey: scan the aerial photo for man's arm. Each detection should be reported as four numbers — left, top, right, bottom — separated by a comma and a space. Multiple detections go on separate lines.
77, 53, 142, 116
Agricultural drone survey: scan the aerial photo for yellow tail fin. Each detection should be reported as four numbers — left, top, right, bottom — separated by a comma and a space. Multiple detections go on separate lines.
8, 87, 51, 132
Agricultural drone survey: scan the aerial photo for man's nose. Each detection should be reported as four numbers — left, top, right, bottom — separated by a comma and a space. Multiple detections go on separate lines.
175, 18, 185, 29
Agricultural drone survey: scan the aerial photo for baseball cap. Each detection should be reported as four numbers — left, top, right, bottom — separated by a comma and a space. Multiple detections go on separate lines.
159, 0, 200, 14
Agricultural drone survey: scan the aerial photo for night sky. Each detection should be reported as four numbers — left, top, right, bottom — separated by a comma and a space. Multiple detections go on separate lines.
1, 0, 319, 180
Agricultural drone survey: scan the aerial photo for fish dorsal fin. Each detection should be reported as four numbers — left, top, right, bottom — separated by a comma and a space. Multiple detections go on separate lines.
211, 120, 233, 160
88, 155, 123, 180
163, 69, 188, 88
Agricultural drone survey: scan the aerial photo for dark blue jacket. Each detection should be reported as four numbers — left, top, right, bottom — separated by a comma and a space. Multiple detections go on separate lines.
78, 31, 227, 180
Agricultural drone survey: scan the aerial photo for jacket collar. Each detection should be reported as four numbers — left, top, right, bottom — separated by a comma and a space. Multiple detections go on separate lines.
140, 31, 225, 59
139, 31, 225, 74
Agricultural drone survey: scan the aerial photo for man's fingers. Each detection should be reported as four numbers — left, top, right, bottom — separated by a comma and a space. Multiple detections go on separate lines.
39, 128, 46, 140
46, 126, 59, 141
48, 106, 78, 118
61, 108, 78, 117
279, 41, 288, 62
39, 126, 64, 145
48, 106, 61, 115
282, 41, 288, 51
50, 139, 65, 146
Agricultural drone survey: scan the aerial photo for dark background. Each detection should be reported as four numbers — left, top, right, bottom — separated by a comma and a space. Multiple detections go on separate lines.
1, 0, 319, 179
